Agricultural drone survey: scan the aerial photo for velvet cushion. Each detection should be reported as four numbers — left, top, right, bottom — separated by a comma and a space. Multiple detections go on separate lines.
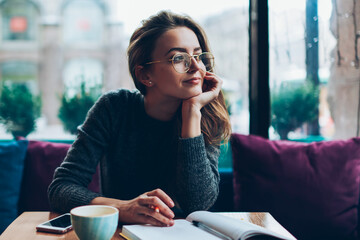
0, 140, 28, 234
18, 140, 100, 213
231, 133, 360, 240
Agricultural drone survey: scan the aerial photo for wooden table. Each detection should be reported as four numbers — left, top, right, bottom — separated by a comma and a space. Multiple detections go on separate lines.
0, 211, 295, 239
0, 212, 124, 240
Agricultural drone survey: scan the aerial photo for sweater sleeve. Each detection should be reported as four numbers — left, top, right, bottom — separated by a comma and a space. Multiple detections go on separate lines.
175, 134, 220, 215
48, 92, 118, 213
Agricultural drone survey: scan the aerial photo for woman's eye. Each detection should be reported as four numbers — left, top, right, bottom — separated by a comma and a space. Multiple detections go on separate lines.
173, 55, 185, 63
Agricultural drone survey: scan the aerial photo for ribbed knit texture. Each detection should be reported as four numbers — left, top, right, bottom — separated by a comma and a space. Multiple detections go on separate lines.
48, 89, 220, 216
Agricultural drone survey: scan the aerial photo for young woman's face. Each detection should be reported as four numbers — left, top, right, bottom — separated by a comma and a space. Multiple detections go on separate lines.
146, 27, 206, 100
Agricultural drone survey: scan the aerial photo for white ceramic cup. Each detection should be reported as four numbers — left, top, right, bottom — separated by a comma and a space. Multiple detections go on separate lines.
70, 205, 119, 240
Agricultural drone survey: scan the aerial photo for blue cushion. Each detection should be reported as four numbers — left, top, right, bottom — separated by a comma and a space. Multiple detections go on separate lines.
0, 140, 28, 234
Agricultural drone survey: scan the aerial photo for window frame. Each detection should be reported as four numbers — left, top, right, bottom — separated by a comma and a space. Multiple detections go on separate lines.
0, 0, 40, 45
249, 0, 270, 138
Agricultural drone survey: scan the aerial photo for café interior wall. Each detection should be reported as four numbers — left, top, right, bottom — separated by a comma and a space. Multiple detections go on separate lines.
328, 0, 360, 139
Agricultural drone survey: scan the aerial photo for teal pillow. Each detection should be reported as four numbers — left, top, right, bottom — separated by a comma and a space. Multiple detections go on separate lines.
0, 140, 28, 234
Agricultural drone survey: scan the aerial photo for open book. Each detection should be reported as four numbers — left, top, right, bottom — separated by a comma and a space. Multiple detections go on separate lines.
120, 211, 296, 240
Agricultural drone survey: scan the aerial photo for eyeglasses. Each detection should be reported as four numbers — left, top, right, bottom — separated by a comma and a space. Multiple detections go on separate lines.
145, 52, 215, 73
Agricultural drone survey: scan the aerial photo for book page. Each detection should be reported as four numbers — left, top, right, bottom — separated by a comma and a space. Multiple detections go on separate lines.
216, 212, 295, 239
121, 219, 222, 240
186, 211, 295, 240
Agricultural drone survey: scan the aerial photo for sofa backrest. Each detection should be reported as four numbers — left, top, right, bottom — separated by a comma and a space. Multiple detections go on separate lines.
16, 140, 234, 214
230, 133, 360, 240
0, 140, 28, 234
17, 140, 100, 214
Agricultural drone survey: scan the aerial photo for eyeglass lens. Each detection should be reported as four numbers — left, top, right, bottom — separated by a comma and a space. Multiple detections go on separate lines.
172, 53, 214, 73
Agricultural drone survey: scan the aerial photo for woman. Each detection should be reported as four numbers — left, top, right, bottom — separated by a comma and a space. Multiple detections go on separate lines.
48, 10, 231, 227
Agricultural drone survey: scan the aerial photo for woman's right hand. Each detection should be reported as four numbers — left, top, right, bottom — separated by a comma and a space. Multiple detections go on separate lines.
90, 188, 175, 226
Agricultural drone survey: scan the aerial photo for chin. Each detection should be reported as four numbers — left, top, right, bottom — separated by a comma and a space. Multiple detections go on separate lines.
191, 85, 203, 94
178, 85, 202, 99
184, 89, 202, 99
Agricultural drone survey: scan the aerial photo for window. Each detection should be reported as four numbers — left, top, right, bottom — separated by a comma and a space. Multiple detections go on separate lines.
201, 8, 249, 135
63, 59, 103, 98
0, 61, 38, 92
0, 0, 39, 41
269, 0, 336, 140
62, 0, 105, 46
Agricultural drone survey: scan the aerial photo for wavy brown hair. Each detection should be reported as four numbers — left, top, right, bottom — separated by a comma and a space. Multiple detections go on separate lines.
127, 11, 231, 146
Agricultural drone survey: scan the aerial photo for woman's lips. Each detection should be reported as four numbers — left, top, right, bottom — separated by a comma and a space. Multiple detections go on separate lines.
184, 78, 201, 85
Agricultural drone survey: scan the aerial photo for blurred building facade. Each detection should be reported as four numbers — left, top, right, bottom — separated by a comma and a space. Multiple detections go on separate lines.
201, 8, 249, 133
0, 0, 131, 125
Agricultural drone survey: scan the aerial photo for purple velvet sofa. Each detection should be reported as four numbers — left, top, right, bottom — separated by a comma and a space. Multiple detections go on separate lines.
17, 140, 100, 214
2, 134, 359, 239
0, 139, 232, 235
0, 139, 99, 234
231, 133, 360, 240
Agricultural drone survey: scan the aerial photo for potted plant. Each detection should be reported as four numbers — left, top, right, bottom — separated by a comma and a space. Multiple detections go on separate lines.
0, 83, 41, 138
58, 82, 101, 135
271, 82, 319, 140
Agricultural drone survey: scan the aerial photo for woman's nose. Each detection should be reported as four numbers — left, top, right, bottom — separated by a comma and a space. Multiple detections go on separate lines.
188, 56, 204, 73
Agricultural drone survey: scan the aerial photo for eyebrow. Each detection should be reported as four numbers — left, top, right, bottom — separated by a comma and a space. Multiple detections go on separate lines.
165, 47, 202, 56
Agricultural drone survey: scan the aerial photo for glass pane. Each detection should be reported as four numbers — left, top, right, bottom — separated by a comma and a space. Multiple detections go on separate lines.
63, 59, 103, 98
202, 8, 249, 135
269, 0, 337, 140
62, 0, 104, 45
0, 61, 38, 93
1, 0, 38, 41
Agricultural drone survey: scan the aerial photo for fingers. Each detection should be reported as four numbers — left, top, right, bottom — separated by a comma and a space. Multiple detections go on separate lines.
138, 196, 174, 219
149, 205, 160, 213
141, 189, 175, 219
127, 189, 175, 226
203, 72, 222, 94
186, 72, 221, 108
96, 195, 174, 227
146, 188, 175, 208
138, 205, 174, 226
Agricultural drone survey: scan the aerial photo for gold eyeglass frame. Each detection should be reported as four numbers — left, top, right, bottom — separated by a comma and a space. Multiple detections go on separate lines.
145, 52, 214, 73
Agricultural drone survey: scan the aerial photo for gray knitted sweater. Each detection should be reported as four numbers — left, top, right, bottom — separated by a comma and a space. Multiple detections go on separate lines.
48, 89, 220, 216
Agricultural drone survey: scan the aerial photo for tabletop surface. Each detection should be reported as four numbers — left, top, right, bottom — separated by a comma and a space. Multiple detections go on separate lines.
0, 211, 294, 240
0, 212, 124, 240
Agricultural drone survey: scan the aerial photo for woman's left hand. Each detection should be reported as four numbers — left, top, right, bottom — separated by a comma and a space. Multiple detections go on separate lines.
180, 71, 222, 139
183, 71, 222, 110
